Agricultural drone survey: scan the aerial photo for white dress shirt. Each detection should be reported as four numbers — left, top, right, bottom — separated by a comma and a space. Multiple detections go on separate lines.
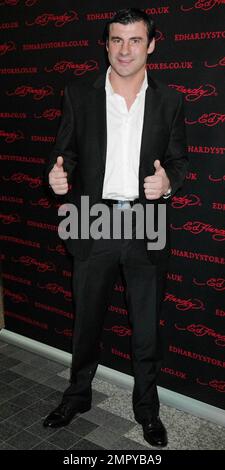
102, 66, 148, 201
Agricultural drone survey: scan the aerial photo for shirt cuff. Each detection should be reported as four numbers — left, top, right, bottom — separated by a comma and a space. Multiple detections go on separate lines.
162, 187, 172, 199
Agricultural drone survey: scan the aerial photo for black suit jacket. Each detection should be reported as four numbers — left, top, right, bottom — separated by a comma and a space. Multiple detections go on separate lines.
46, 73, 188, 263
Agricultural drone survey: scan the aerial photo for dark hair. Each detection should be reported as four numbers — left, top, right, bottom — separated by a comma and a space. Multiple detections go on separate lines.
103, 8, 156, 45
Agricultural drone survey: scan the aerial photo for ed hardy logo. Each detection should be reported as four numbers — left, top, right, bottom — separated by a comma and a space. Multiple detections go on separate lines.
55, 328, 73, 337
193, 277, 225, 291
6, 85, 54, 100
0, 0, 19, 5
12, 256, 56, 272
25, 0, 39, 5
0, 213, 20, 224
48, 244, 66, 255
0, 130, 24, 143
0, 41, 16, 55
164, 293, 205, 311
37, 282, 72, 301
168, 83, 217, 101
175, 323, 225, 347
181, 0, 225, 11
4, 289, 28, 303
34, 109, 61, 120
104, 326, 132, 336
25, 11, 79, 27
156, 30, 165, 41
45, 60, 99, 76
205, 56, 225, 68
3, 173, 42, 188
185, 113, 225, 126
171, 220, 225, 241
171, 194, 201, 209
197, 378, 225, 392
209, 174, 225, 182
30, 198, 53, 209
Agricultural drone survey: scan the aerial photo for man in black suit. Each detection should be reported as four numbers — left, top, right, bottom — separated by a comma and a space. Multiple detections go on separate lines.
43, 9, 188, 447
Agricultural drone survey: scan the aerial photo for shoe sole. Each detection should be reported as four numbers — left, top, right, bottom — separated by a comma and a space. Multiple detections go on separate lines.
143, 433, 168, 448
43, 404, 91, 428
78, 404, 91, 414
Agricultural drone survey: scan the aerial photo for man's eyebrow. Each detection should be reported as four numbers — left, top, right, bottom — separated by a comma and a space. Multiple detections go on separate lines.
110, 35, 144, 41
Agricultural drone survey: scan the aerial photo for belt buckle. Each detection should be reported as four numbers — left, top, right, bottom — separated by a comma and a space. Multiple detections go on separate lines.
117, 200, 132, 210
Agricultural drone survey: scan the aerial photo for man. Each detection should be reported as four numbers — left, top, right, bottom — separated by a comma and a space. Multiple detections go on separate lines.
43, 9, 188, 448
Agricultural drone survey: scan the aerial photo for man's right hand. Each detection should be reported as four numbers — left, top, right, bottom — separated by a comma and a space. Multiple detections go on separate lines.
48, 156, 68, 195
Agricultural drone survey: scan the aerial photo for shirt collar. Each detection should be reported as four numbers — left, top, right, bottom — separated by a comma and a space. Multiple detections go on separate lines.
105, 66, 148, 97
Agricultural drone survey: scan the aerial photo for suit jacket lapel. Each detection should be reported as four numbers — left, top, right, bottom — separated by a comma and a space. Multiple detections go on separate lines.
93, 75, 107, 168
139, 75, 158, 165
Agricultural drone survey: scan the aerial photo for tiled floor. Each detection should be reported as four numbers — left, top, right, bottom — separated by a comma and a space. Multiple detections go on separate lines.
0, 338, 224, 450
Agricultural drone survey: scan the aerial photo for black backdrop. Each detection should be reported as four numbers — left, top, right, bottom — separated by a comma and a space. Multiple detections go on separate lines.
1, 0, 225, 410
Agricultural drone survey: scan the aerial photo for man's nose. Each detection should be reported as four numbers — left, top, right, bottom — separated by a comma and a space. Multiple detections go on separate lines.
120, 41, 130, 55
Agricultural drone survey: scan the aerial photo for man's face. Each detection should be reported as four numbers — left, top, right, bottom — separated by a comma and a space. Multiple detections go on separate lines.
106, 21, 155, 78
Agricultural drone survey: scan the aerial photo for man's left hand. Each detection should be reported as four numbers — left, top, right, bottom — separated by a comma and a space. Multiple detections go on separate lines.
144, 160, 171, 200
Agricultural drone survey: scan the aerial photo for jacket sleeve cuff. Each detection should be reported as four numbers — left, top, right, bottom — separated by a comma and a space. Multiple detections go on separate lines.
162, 187, 172, 199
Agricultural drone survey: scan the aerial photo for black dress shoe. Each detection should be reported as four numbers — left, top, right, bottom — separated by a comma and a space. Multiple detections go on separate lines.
43, 401, 91, 428
142, 417, 168, 447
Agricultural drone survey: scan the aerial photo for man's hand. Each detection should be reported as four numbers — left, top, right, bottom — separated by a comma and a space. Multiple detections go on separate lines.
144, 159, 171, 200
49, 156, 68, 195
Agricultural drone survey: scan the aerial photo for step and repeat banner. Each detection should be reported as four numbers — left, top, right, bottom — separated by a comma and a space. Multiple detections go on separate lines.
0, 1, 224, 409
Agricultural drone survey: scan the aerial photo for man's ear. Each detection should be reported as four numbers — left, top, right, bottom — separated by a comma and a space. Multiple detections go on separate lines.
106, 39, 109, 52
147, 37, 155, 55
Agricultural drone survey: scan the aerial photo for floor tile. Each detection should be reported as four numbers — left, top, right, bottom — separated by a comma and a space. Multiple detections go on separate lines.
0, 441, 17, 450
42, 375, 68, 392
9, 376, 37, 392
0, 420, 22, 440
67, 417, 99, 437
6, 392, 39, 409
69, 438, 105, 450
47, 428, 80, 449
31, 440, 59, 450
0, 357, 21, 369
26, 383, 54, 400
6, 408, 41, 428
111, 436, 150, 450
0, 384, 19, 404
26, 399, 54, 417
0, 401, 21, 420
83, 407, 119, 426
87, 426, 119, 449
10, 363, 55, 383
6, 430, 42, 450
0, 370, 22, 384
27, 418, 60, 438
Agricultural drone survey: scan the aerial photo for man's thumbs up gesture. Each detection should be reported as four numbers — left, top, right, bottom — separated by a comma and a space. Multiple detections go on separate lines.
49, 156, 68, 195
144, 159, 171, 200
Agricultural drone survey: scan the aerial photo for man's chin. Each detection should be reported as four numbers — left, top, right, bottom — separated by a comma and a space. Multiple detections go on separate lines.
112, 66, 136, 78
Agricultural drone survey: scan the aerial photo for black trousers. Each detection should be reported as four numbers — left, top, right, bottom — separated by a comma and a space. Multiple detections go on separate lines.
63, 213, 167, 424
